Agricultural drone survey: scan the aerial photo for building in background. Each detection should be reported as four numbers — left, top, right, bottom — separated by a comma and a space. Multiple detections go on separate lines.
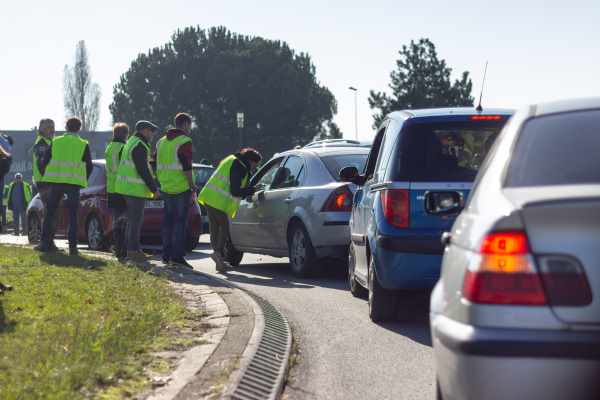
0, 131, 111, 182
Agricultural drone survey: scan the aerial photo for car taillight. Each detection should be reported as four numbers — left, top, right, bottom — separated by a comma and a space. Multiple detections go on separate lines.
322, 186, 353, 212
463, 231, 592, 306
470, 115, 503, 121
380, 189, 409, 228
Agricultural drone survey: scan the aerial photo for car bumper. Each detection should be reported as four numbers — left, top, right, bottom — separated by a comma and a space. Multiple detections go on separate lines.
374, 234, 442, 289
432, 315, 600, 400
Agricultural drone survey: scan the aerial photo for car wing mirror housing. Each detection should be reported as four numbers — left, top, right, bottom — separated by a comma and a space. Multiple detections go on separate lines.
339, 166, 359, 183
425, 191, 464, 215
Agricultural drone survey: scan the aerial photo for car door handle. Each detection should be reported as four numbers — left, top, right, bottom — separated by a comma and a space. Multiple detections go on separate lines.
284, 198, 293, 203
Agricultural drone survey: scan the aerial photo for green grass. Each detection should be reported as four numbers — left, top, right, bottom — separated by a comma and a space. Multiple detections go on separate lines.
0, 246, 188, 399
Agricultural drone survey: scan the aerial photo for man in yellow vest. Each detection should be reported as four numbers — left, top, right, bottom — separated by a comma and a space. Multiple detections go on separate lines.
198, 148, 262, 272
115, 120, 159, 263
105, 122, 129, 261
156, 113, 197, 268
6, 173, 33, 236
35, 117, 93, 255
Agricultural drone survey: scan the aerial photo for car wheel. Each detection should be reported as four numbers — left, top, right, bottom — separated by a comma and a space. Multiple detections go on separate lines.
348, 244, 367, 298
28, 214, 41, 244
288, 223, 316, 277
368, 257, 398, 322
87, 215, 107, 251
185, 232, 200, 253
223, 236, 243, 266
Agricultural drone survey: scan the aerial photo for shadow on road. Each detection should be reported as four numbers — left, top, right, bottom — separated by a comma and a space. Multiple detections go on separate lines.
379, 321, 432, 347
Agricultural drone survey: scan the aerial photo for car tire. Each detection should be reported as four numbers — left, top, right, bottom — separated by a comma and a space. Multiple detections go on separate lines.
185, 232, 200, 253
27, 213, 41, 244
223, 236, 243, 266
348, 244, 367, 298
288, 222, 317, 277
87, 215, 107, 251
368, 257, 398, 322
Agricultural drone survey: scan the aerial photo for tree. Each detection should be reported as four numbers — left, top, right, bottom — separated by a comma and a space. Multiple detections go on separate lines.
369, 38, 474, 127
110, 26, 337, 162
64, 40, 101, 131
312, 121, 343, 141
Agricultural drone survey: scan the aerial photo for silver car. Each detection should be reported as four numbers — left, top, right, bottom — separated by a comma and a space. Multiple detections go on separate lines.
431, 98, 600, 400
226, 147, 369, 276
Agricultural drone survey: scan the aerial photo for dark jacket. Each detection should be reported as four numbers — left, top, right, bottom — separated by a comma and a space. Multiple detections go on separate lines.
33, 136, 52, 187
131, 133, 158, 193
230, 153, 254, 197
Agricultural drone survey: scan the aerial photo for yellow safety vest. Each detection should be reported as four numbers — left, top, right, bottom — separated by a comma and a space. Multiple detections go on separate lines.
105, 141, 125, 194
198, 155, 249, 218
156, 135, 192, 194
43, 134, 88, 188
32, 135, 52, 185
115, 136, 154, 199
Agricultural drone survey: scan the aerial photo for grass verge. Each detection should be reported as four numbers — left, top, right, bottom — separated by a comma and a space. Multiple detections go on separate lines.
0, 245, 189, 399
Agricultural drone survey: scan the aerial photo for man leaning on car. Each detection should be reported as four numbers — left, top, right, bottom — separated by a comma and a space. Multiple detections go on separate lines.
35, 117, 93, 256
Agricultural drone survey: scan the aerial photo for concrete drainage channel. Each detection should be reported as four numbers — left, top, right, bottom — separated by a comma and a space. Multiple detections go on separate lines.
230, 292, 292, 400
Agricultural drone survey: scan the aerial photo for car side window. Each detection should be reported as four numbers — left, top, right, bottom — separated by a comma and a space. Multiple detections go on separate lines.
364, 122, 389, 180
252, 158, 284, 190
272, 156, 305, 189
375, 120, 400, 180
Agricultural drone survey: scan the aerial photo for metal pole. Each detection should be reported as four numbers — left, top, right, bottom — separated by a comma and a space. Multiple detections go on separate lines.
349, 87, 358, 140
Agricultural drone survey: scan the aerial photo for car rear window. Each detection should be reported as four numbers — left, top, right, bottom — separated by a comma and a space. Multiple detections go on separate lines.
505, 110, 600, 187
397, 120, 507, 182
321, 154, 368, 180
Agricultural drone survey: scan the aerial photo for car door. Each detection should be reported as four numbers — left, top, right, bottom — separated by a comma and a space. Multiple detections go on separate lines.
352, 122, 388, 281
230, 157, 284, 250
256, 155, 306, 251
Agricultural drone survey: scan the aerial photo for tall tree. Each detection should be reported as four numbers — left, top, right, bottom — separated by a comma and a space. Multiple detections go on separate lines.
369, 38, 474, 127
110, 26, 337, 162
64, 40, 101, 131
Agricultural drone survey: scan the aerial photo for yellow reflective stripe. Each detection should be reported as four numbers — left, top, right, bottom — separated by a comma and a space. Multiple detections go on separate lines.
204, 182, 236, 201
44, 172, 86, 179
111, 149, 119, 173
157, 163, 181, 171
48, 160, 84, 168
120, 160, 135, 167
117, 175, 146, 185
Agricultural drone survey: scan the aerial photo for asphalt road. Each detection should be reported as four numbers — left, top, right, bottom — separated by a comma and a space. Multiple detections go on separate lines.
189, 237, 435, 400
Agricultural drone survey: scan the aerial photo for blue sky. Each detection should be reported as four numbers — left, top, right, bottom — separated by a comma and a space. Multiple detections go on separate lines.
1, 0, 598, 139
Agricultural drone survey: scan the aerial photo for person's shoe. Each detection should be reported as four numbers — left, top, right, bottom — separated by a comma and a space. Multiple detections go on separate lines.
127, 250, 150, 264
162, 255, 171, 266
171, 257, 193, 269
211, 252, 227, 272
34, 244, 51, 253
69, 247, 79, 256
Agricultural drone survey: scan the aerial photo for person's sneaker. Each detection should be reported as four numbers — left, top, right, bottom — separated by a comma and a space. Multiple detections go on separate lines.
69, 247, 79, 256
162, 256, 171, 266
48, 242, 59, 252
171, 258, 193, 269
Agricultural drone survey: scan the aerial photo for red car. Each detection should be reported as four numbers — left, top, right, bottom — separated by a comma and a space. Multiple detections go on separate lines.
27, 160, 203, 252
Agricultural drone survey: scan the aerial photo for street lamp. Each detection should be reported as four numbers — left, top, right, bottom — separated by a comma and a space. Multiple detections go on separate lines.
348, 86, 358, 140
236, 112, 245, 148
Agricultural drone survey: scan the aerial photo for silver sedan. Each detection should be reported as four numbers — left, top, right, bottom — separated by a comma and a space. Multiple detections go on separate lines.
431, 98, 600, 400
227, 147, 368, 276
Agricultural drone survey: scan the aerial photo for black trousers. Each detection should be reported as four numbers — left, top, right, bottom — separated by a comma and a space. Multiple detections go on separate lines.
41, 184, 80, 250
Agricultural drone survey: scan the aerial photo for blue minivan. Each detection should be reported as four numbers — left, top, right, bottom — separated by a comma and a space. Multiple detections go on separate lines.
340, 108, 512, 322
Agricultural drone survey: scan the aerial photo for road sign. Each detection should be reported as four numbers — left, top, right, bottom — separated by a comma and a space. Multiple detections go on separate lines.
236, 112, 245, 129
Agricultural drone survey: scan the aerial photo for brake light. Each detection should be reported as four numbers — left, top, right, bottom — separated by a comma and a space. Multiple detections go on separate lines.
470, 115, 503, 121
380, 189, 409, 228
322, 186, 353, 212
463, 231, 592, 306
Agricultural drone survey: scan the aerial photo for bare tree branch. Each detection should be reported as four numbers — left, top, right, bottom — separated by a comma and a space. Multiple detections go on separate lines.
63, 40, 101, 131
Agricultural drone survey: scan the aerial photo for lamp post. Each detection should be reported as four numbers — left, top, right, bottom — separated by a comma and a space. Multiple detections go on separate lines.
236, 112, 245, 148
348, 86, 358, 140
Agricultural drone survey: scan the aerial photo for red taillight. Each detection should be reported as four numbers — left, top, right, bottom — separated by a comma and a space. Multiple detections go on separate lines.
463, 231, 593, 306
380, 189, 409, 228
470, 115, 503, 121
322, 186, 353, 212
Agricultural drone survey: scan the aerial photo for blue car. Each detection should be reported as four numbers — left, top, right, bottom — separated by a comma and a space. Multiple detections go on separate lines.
340, 108, 512, 322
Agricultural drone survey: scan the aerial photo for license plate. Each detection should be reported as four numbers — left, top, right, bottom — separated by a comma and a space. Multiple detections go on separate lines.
145, 200, 164, 209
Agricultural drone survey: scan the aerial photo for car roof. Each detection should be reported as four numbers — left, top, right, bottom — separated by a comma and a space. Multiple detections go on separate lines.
532, 97, 600, 117
277, 146, 370, 158
388, 107, 514, 120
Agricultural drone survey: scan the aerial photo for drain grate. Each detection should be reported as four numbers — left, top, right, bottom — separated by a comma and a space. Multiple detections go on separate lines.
231, 294, 292, 400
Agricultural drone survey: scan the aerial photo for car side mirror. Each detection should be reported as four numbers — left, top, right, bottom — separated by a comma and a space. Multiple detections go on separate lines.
425, 191, 464, 215
339, 166, 359, 183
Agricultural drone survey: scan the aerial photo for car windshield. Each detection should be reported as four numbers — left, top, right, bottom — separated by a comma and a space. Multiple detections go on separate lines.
396, 119, 507, 182
321, 153, 368, 180
505, 109, 600, 187
194, 167, 215, 186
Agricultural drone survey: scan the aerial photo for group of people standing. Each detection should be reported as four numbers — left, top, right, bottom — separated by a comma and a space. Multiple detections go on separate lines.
27, 112, 263, 272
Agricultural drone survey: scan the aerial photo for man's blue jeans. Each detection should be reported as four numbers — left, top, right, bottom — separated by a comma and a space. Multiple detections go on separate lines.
41, 184, 80, 250
161, 191, 191, 260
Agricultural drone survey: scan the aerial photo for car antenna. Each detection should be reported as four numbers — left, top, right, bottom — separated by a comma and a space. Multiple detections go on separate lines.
476, 61, 488, 112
